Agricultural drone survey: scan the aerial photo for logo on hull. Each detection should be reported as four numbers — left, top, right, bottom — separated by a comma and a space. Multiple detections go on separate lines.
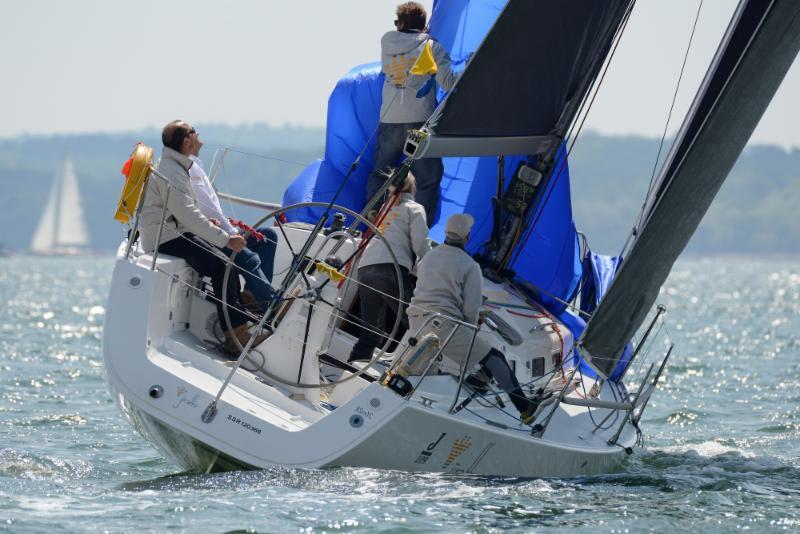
414, 432, 447, 464
443, 436, 472, 468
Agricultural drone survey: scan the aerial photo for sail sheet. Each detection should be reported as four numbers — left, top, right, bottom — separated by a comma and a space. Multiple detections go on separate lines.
580, 0, 800, 378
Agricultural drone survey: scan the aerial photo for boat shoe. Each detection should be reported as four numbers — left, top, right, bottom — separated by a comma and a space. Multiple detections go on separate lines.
223, 323, 271, 358
239, 290, 261, 313
520, 392, 556, 426
464, 371, 492, 395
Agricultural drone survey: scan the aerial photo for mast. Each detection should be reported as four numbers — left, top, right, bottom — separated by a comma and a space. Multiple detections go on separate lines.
579, 0, 800, 379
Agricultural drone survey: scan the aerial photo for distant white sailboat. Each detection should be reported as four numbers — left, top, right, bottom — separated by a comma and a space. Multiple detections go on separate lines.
30, 157, 90, 255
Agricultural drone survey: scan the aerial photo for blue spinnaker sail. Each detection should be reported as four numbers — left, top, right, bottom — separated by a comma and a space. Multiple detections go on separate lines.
506, 145, 581, 316
580, 252, 623, 316
282, 62, 383, 223
282, 0, 581, 319
567, 251, 633, 381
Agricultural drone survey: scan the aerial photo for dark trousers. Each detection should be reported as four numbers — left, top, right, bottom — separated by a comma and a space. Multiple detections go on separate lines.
349, 263, 412, 362
157, 234, 249, 330
479, 348, 531, 414
366, 122, 444, 227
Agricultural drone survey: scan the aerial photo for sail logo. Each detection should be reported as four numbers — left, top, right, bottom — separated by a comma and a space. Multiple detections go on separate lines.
443, 436, 472, 468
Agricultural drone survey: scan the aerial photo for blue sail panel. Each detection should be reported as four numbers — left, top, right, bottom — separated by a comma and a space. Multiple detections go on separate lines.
570, 251, 633, 381
282, 63, 383, 222
580, 252, 622, 315
430, 0, 507, 62
430, 155, 521, 246
508, 147, 582, 316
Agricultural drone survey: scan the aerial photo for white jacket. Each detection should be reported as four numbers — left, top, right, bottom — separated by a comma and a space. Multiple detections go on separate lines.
379, 30, 457, 124
139, 147, 229, 253
360, 193, 430, 270
409, 243, 483, 325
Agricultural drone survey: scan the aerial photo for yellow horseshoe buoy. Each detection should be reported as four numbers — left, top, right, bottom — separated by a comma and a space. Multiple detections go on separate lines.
114, 143, 153, 224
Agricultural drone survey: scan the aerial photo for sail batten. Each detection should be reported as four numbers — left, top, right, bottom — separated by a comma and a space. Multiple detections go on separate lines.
580, 0, 800, 378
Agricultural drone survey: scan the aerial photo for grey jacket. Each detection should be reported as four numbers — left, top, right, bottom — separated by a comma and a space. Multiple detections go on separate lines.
409, 243, 483, 325
139, 147, 229, 253
360, 193, 430, 270
379, 30, 457, 124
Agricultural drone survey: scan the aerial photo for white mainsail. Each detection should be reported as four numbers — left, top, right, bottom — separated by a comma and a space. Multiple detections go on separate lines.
30, 157, 89, 254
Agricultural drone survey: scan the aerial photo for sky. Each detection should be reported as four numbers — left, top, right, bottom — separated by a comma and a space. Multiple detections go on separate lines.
2, 0, 799, 148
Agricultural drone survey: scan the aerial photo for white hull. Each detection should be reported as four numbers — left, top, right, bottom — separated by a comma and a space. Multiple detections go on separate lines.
104, 242, 639, 477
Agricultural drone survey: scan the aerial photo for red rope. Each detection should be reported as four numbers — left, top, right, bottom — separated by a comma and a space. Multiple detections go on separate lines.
506, 309, 548, 319
228, 218, 265, 242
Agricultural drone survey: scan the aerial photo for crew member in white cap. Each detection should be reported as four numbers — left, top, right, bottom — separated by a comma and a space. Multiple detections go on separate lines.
407, 213, 482, 350
407, 212, 541, 423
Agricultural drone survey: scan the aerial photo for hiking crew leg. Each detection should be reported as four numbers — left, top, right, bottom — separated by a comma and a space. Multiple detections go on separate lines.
480, 348, 531, 414
247, 227, 278, 283
157, 234, 249, 329
227, 246, 274, 313
366, 122, 424, 203
411, 156, 444, 227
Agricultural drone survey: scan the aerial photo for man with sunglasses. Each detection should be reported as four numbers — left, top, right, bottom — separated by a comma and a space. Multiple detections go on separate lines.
139, 120, 267, 356
367, 1, 458, 227
185, 129, 278, 315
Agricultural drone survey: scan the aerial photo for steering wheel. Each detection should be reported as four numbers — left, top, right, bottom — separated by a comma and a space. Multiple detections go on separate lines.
220, 201, 405, 389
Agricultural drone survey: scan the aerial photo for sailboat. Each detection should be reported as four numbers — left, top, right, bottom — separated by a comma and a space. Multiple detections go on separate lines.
102, 0, 800, 477
30, 156, 90, 255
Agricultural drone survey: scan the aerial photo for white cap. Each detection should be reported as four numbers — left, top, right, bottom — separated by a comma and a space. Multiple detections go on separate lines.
445, 213, 474, 243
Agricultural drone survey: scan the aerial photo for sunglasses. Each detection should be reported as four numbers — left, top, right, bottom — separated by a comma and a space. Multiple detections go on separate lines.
171, 126, 196, 148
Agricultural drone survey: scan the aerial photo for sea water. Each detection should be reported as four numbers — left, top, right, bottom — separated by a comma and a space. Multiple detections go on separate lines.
1, 256, 798, 532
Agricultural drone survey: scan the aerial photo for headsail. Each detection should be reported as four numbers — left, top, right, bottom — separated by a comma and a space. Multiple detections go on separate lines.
580, 0, 800, 378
